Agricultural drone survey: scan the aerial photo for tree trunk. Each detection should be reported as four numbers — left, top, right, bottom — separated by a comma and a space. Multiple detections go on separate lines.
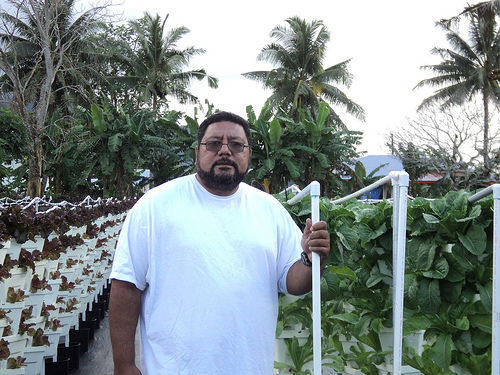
55, 169, 62, 196
27, 133, 43, 197
483, 92, 490, 168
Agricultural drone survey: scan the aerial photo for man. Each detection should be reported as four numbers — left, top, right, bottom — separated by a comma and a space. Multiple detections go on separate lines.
109, 111, 330, 375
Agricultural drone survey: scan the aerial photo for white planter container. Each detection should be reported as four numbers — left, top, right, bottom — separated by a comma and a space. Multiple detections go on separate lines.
66, 245, 87, 259
32, 260, 47, 280
379, 329, 426, 364
274, 328, 311, 374
0, 368, 26, 374
57, 311, 78, 347
376, 363, 422, 375
57, 311, 78, 337
43, 328, 62, 361
57, 266, 78, 284
3, 333, 28, 359
23, 345, 46, 375
87, 238, 98, 251
76, 275, 91, 292
5, 242, 22, 263
68, 225, 87, 237
41, 280, 61, 308
0, 267, 28, 304
24, 290, 52, 318
0, 317, 9, 331
25, 316, 45, 332
0, 241, 9, 265
343, 365, 365, 375
18, 236, 45, 254
44, 260, 59, 279
1, 302, 25, 333
68, 285, 84, 298
340, 335, 366, 354
78, 292, 92, 314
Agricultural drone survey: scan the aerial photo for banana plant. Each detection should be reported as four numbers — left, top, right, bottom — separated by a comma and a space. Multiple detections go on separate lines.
76, 101, 167, 197
247, 101, 302, 192
247, 101, 361, 194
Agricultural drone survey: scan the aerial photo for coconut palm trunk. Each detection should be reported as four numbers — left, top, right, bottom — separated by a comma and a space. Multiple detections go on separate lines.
483, 91, 490, 168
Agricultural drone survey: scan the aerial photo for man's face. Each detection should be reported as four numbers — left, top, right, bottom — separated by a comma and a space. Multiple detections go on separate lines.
195, 121, 251, 195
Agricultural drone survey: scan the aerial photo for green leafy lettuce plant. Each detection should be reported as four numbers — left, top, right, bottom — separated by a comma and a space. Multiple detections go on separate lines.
278, 189, 494, 374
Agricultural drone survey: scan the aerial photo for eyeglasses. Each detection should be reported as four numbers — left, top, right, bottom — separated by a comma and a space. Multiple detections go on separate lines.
199, 141, 250, 153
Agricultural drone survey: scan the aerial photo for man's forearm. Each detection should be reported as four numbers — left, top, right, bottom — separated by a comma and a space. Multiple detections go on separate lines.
109, 279, 143, 374
286, 260, 314, 295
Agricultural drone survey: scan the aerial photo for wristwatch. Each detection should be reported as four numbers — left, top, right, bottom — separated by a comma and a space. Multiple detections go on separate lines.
301, 251, 312, 267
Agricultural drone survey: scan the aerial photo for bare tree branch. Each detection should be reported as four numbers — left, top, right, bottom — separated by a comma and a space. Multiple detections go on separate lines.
0, 0, 111, 196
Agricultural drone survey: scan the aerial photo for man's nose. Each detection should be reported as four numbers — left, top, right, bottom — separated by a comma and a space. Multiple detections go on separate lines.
218, 143, 231, 154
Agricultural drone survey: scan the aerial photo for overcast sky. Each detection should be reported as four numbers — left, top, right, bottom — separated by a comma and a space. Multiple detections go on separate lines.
112, 0, 470, 154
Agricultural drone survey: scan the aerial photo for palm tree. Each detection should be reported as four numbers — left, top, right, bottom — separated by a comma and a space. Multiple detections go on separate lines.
242, 16, 365, 127
113, 13, 218, 111
415, 6, 500, 169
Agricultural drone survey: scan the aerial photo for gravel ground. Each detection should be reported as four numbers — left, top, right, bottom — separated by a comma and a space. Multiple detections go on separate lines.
69, 313, 114, 375
68, 313, 141, 375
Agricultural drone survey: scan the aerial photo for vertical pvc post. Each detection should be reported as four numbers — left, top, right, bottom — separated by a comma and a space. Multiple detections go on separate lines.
492, 185, 500, 375
391, 171, 401, 314
286, 181, 322, 374
392, 172, 409, 375
310, 181, 322, 375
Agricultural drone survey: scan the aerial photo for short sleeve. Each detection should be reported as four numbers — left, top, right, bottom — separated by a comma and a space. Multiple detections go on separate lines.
110, 200, 150, 291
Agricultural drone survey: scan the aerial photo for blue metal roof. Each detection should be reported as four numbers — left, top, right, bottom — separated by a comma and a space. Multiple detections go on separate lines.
357, 155, 404, 177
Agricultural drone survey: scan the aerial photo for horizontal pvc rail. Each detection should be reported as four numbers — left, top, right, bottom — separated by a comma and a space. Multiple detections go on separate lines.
286, 181, 322, 374
330, 175, 392, 205
280, 184, 301, 197
469, 184, 500, 375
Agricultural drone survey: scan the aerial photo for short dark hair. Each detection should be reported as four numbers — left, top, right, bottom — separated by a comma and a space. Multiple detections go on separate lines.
197, 112, 252, 145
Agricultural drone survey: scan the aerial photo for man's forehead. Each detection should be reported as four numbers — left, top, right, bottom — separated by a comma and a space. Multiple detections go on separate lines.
204, 121, 246, 138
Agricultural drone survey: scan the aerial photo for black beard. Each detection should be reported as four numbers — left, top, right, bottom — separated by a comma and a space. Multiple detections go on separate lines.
196, 158, 248, 193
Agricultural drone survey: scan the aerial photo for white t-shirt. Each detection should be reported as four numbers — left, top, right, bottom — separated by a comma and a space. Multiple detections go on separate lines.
110, 174, 303, 375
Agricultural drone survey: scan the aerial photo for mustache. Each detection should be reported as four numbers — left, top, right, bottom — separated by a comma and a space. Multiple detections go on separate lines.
212, 158, 238, 168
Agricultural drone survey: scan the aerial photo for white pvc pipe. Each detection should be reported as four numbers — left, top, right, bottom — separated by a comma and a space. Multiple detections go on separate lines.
468, 185, 494, 203
286, 184, 313, 205
391, 172, 409, 375
310, 181, 321, 375
468, 184, 500, 375
330, 175, 392, 205
391, 172, 401, 313
287, 181, 322, 374
390, 172, 400, 375
492, 185, 500, 375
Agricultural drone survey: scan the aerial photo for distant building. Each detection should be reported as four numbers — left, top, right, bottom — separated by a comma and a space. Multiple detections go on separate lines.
354, 155, 448, 199
357, 155, 404, 177
357, 154, 460, 185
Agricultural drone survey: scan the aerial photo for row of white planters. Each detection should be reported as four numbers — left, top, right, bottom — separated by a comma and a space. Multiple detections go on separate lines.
274, 328, 425, 375
0, 213, 125, 375
273, 295, 425, 375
